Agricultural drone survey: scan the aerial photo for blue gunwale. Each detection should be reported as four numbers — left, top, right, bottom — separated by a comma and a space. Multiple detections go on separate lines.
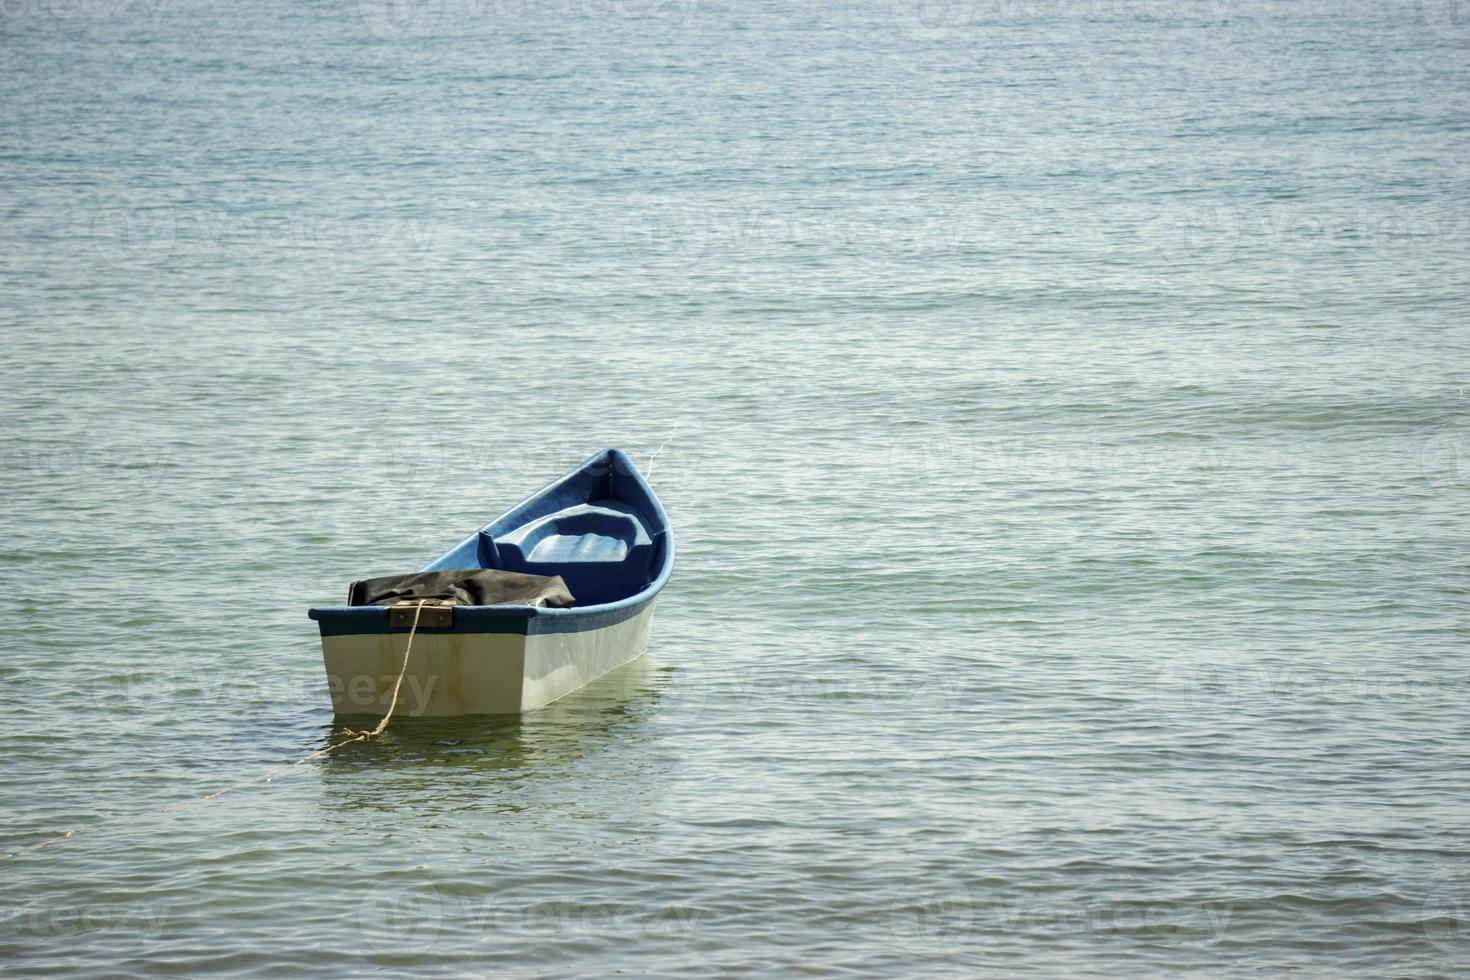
309, 448, 674, 638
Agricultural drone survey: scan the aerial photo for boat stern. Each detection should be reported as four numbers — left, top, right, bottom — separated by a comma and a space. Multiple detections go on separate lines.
319, 628, 529, 717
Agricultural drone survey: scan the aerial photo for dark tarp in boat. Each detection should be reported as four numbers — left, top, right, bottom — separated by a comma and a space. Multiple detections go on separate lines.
348, 569, 575, 608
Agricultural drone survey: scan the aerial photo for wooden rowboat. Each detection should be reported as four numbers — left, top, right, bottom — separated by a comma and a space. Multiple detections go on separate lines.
309, 449, 674, 716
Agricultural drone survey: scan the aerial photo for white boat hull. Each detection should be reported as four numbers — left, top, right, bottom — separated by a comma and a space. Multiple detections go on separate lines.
321, 602, 656, 717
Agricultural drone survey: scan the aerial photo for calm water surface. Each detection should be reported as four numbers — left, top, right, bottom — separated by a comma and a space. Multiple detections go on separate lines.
2, 0, 1468, 975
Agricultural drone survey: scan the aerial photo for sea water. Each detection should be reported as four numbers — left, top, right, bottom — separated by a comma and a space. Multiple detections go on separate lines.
1, 0, 1468, 974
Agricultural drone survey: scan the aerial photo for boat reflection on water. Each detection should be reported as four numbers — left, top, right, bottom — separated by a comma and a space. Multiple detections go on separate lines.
312, 655, 668, 805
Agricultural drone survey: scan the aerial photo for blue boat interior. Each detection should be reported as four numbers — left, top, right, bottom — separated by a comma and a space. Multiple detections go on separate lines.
421, 450, 671, 608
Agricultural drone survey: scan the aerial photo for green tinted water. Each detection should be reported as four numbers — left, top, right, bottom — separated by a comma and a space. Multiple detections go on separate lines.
2, 0, 1468, 974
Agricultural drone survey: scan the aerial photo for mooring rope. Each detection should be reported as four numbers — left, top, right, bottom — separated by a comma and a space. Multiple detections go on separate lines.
646, 423, 680, 479
8, 600, 431, 859
193, 597, 427, 802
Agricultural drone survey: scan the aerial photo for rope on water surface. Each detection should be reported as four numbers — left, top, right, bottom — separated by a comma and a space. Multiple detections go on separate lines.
646, 423, 680, 479
8, 600, 431, 859
196, 597, 428, 800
